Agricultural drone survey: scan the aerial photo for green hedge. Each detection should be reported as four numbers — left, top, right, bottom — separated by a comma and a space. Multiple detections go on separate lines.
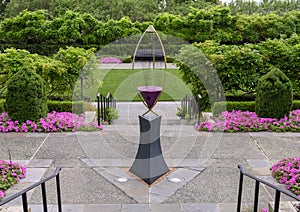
213, 101, 300, 116
225, 93, 300, 102
213, 101, 255, 116
47, 101, 84, 114
0, 100, 85, 115
292, 100, 300, 110
0, 99, 6, 113
0, 100, 85, 114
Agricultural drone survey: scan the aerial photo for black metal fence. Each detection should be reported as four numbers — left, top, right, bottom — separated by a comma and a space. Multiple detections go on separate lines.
0, 167, 62, 212
97, 92, 117, 124
237, 164, 300, 212
180, 94, 199, 120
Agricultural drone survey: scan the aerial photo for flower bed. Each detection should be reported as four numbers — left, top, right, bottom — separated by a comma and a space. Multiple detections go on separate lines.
0, 160, 26, 201
271, 158, 300, 198
99, 57, 122, 64
196, 110, 300, 132
0, 111, 103, 133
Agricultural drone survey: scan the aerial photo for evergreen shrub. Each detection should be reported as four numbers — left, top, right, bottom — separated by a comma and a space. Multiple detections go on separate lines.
255, 68, 293, 119
6, 68, 47, 123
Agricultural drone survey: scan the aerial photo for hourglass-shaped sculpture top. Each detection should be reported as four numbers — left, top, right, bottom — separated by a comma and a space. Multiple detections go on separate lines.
138, 85, 162, 110
132, 25, 167, 115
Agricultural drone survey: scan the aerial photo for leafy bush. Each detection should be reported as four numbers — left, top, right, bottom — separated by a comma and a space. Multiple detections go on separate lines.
6, 68, 47, 123
122, 57, 132, 63
105, 107, 119, 124
255, 68, 293, 119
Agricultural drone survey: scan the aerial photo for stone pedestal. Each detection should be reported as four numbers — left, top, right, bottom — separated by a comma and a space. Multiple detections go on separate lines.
130, 115, 169, 185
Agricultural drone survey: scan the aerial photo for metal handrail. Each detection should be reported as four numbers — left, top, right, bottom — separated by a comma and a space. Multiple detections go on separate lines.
237, 164, 300, 212
0, 167, 62, 212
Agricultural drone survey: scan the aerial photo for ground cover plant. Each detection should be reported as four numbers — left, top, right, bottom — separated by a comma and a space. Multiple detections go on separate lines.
0, 160, 26, 201
100, 57, 122, 64
196, 110, 300, 132
0, 111, 102, 133
271, 158, 300, 198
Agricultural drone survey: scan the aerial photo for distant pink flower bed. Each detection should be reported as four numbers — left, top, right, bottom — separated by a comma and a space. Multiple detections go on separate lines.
0, 160, 26, 201
272, 158, 300, 198
99, 57, 122, 64
0, 111, 103, 133
195, 110, 300, 132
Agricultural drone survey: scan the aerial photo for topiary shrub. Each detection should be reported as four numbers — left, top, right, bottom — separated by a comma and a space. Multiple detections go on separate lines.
255, 68, 293, 119
6, 68, 47, 123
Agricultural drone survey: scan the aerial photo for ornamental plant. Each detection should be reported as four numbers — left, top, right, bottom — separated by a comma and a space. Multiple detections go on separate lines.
0, 111, 103, 133
6, 68, 47, 123
255, 68, 293, 119
271, 158, 300, 197
99, 57, 122, 64
0, 160, 26, 201
196, 110, 300, 132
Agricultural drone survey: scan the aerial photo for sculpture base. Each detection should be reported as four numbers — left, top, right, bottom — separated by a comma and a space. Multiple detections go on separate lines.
130, 115, 169, 185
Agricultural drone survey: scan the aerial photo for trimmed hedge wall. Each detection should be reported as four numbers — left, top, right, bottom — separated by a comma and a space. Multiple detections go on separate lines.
225, 93, 300, 102
0, 100, 84, 115
47, 101, 84, 114
213, 100, 300, 116
213, 101, 255, 116
0, 99, 6, 113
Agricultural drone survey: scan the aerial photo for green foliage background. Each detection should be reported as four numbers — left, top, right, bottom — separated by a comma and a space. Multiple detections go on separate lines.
0, 1, 299, 111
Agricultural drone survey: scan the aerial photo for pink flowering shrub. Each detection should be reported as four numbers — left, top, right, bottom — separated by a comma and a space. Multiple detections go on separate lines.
195, 110, 300, 132
0, 111, 103, 133
0, 160, 26, 201
271, 158, 300, 198
100, 57, 122, 64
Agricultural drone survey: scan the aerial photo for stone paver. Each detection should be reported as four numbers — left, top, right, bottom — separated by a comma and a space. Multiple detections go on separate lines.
1, 102, 299, 211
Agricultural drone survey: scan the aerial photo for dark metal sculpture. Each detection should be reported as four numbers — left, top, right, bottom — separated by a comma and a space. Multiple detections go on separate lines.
130, 25, 169, 185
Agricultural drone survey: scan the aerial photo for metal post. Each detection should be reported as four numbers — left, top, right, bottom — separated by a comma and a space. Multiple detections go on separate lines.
41, 182, 48, 212
254, 181, 260, 212
197, 94, 202, 125
56, 173, 62, 212
100, 95, 104, 121
237, 170, 244, 212
274, 190, 281, 212
22, 193, 28, 212
97, 93, 101, 126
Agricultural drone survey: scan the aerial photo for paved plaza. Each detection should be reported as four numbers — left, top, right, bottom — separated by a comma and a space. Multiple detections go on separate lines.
0, 102, 299, 211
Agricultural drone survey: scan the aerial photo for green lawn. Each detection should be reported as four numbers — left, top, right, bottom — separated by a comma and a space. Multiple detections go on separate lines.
97, 68, 191, 101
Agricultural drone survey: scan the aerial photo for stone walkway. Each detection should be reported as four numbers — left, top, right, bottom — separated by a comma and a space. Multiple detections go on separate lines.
0, 102, 299, 211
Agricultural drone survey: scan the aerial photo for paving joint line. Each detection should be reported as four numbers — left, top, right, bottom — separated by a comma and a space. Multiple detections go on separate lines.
249, 132, 274, 201
29, 133, 49, 161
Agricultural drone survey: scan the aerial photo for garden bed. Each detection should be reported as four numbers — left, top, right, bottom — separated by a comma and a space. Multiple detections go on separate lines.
0, 111, 102, 133
196, 110, 300, 133
0, 160, 26, 201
